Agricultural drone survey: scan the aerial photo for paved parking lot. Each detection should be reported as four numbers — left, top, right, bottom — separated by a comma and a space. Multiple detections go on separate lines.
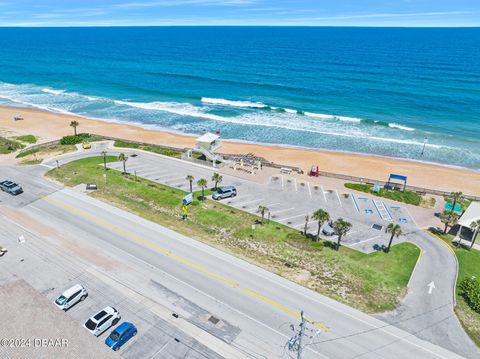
105, 152, 416, 253
0, 218, 223, 359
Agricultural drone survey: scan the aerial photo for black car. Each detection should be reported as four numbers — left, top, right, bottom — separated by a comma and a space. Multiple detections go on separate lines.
0, 180, 23, 195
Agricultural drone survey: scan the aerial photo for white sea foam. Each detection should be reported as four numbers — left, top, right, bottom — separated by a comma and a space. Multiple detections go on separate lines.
42, 88, 65, 95
114, 100, 225, 122
388, 123, 415, 131
285, 108, 297, 114
201, 97, 267, 109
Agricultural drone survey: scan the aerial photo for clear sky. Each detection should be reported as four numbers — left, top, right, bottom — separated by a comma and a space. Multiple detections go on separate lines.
0, 0, 479, 27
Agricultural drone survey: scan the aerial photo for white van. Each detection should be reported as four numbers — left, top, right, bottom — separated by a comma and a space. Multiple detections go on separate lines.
54, 284, 88, 310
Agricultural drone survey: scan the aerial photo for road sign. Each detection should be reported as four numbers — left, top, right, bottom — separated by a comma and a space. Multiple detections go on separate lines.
183, 192, 193, 205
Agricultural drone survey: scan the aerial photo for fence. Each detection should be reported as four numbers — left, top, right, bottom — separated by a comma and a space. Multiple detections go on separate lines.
317, 170, 480, 201
18, 140, 60, 154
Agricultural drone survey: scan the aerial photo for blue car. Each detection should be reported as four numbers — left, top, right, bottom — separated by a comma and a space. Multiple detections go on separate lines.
105, 322, 137, 351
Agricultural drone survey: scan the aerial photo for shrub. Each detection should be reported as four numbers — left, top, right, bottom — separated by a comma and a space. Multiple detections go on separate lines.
60, 133, 91, 145
460, 276, 480, 313
15, 135, 37, 144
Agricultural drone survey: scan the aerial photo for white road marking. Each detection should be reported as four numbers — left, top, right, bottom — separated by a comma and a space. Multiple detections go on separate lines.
428, 281, 436, 294
277, 213, 309, 222
321, 185, 327, 202
307, 182, 312, 197
271, 207, 295, 215
294, 178, 298, 192
335, 190, 342, 207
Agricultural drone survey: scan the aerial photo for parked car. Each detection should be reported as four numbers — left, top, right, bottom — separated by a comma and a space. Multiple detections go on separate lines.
105, 322, 137, 351
212, 185, 237, 200
82, 141, 91, 149
322, 223, 335, 236
54, 284, 88, 310
0, 180, 23, 195
84, 307, 121, 336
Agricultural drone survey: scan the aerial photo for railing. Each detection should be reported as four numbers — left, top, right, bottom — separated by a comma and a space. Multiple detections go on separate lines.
18, 140, 60, 154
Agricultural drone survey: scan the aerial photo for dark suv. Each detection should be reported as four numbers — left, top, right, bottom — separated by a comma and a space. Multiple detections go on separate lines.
0, 180, 23, 195
212, 186, 237, 200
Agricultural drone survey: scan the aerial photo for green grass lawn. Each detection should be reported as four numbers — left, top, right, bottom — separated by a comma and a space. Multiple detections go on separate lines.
345, 183, 428, 206
47, 156, 420, 313
114, 140, 183, 158
428, 231, 480, 347
0, 136, 24, 154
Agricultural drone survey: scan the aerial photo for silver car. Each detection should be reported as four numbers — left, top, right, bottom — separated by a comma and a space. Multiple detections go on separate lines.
54, 284, 88, 311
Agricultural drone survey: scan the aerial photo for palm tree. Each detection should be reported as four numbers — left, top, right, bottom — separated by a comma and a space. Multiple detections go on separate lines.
312, 209, 330, 241
258, 205, 269, 224
70, 120, 79, 136
197, 178, 207, 201
101, 150, 107, 170
333, 218, 352, 251
469, 220, 480, 250
386, 223, 402, 253
439, 210, 459, 234
303, 215, 310, 236
449, 192, 464, 216
212, 173, 223, 190
118, 153, 128, 174
186, 175, 194, 193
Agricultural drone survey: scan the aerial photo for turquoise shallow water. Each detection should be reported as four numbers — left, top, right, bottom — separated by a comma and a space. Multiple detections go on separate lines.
0, 27, 479, 168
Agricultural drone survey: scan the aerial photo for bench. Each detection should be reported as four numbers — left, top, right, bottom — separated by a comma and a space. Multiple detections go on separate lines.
280, 167, 292, 174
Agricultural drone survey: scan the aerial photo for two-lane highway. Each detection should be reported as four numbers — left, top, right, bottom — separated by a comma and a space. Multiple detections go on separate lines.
20, 188, 463, 358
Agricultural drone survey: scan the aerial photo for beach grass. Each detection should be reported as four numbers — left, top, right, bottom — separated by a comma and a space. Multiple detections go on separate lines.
345, 183, 426, 206
428, 231, 480, 347
14, 134, 37, 144
46, 156, 420, 313
113, 140, 183, 158
15, 144, 76, 164
0, 136, 24, 154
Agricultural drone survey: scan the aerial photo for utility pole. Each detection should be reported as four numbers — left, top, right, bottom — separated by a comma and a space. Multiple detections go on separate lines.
288, 310, 307, 359
297, 310, 306, 359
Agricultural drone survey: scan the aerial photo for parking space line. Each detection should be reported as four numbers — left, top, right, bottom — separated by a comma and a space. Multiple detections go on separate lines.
294, 178, 298, 192
281, 175, 284, 189
234, 198, 264, 207
271, 207, 295, 215
335, 190, 342, 207
307, 182, 312, 197
277, 213, 308, 222
320, 185, 327, 202
350, 235, 382, 247
351, 194, 360, 212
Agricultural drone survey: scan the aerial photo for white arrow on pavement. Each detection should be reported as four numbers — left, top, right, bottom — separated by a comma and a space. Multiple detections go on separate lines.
427, 281, 435, 294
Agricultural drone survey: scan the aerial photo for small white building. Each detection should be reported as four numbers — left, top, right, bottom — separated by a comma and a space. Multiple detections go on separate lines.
455, 201, 480, 247
196, 132, 221, 152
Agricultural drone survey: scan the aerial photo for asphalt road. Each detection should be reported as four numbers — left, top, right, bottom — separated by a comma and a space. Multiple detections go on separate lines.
0, 146, 477, 357
13, 187, 462, 359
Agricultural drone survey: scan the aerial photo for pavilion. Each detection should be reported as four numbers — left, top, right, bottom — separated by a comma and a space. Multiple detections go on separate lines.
454, 201, 480, 248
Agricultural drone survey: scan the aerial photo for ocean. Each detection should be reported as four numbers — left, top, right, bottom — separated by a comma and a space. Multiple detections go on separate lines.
0, 27, 479, 169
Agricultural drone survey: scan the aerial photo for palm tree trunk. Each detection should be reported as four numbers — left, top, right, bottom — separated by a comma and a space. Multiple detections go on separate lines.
316, 223, 321, 241
386, 233, 394, 253
443, 222, 448, 234
201, 188, 205, 200
122, 161, 126, 174
304, 221, 308, 236
74, 127, 77, 136
189, 180, 193, 193
336, 235, 342, 251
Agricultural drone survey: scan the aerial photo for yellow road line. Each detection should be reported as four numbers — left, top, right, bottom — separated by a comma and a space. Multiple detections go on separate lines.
424, 230, 456, 255
44, 196, 330, 331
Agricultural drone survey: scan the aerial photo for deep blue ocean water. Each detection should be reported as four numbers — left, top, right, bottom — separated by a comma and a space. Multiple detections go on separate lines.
0, 27, 479, 168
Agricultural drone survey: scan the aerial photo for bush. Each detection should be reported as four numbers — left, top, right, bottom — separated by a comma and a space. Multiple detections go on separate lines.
15, 135, 37, 144
344, 182, 422, 206
460, 276, 480, 313
60, 133, 91, 145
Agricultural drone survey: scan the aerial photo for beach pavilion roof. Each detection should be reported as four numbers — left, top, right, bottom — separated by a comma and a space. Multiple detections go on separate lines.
458, 201, 480, 227
197, 132, 220, 144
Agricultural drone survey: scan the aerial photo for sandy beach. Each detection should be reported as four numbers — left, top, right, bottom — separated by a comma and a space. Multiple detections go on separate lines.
1, 105, 479, 196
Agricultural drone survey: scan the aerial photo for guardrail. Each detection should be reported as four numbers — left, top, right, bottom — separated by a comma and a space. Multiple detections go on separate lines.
316, 170, 480, 201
